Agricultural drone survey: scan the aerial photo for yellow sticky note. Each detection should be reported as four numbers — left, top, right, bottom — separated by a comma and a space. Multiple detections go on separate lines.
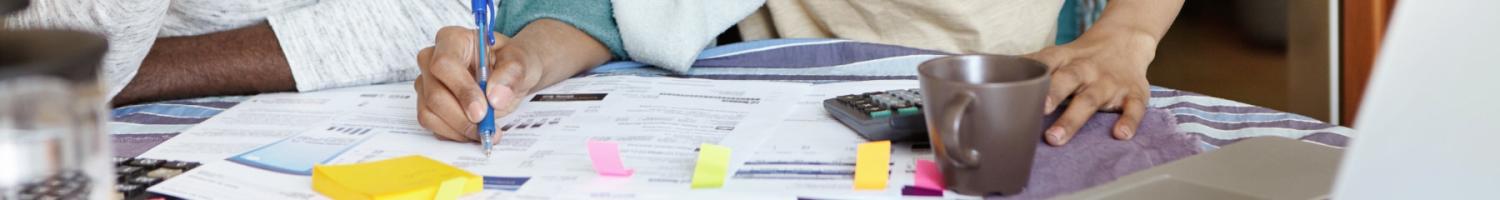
854, 140, 891, 190
312, 155, 483, 200
690, 143, 731, 189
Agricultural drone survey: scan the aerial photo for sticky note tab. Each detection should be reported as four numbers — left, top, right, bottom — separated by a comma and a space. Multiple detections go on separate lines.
690, 143, 731, 189
312, 155, 482, 200
432, 176, 466, 200
914, 159, 945, 190
587, 139, 634, 177
854, 140, 891, 190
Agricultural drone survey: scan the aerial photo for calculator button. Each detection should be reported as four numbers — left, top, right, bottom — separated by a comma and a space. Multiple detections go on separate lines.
128, 176, 163, 186
162, 160, 199, 170
117, 184, 145, 197
849, 99, 871, 106
897, 107, 921, 116
147, 168, 184, 179
116, 166, 143, 177
869, 110, 893, 118
837, 95, 863, 102
129, 158, 164, 168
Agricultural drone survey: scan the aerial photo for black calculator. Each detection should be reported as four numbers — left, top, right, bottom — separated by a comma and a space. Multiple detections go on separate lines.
113, 157, 200, 200
823, 89, 929, 142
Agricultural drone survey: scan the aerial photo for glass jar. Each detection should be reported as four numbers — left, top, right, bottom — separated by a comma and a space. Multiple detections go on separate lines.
0, 28, 113, 199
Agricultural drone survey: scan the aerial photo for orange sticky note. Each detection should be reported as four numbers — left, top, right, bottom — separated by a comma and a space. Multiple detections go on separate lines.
854, 140, 891, 190
587, 139, 634, 177
914, 159, 945, 190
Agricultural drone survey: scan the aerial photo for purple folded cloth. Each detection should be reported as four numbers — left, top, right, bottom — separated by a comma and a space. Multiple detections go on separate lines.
903, 186, 944, 196
988, 108, 1202, 199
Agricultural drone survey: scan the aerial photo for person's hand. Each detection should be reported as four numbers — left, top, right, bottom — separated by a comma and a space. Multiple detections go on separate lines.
1024, 28, 1159, 146
414, 19, 613, 142
414, 26, 545, 142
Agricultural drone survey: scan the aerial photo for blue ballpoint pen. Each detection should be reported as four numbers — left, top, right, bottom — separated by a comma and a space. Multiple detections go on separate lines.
472, 0, 496, 156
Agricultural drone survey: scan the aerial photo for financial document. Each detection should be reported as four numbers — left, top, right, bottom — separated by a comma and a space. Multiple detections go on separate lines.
146, 76, 813, 199
138, 83, 415, 163
726, 80, 923, 199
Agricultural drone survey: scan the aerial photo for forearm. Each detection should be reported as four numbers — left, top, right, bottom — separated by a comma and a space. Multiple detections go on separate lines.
111, 23, 295, 106
1079, 0, 1184, 44
513, 19, 613, 93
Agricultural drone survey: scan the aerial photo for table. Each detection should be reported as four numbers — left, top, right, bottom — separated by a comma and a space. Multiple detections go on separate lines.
106, 38, 1355, 198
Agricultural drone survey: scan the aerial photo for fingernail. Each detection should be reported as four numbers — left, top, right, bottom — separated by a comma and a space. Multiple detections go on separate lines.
1045, 127, 1066, 145
467, 101, 486, 122
490, 88, 513, 108
489, 94, 504, 108
1117, 127, 1135, 139
1044, 97, 1055, 114
462, 126, 477, 142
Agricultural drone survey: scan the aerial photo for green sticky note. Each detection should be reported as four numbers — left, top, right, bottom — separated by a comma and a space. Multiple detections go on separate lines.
690, 143, 731, 189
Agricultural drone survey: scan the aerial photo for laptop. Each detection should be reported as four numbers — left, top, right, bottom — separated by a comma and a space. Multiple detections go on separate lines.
1056, 0, 1500, 199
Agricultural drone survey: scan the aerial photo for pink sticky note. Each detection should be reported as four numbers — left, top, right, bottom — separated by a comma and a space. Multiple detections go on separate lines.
587, 139, 634, 176
914, 159, 944, 190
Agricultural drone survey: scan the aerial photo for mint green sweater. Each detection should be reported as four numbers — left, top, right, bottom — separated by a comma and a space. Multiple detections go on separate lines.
493, 0, 627, 59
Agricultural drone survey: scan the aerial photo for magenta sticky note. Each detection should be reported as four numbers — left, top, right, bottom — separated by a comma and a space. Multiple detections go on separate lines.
587, 139, 634, 177
914, 159, 944, 190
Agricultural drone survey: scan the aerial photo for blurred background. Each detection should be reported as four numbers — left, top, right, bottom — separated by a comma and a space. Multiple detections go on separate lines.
715, 0, 1392, 126
1151, 0, 1391, 126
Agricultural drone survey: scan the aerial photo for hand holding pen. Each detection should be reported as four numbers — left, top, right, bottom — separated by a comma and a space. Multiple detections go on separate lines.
413, 9, 617, 155
411, 1, 510, 148
472, 0, 497, 156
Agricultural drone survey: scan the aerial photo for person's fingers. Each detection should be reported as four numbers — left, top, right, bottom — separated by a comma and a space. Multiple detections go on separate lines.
420, 109, 464, 141
421, 106, 469, 142
429, 26, 488, 123
487, 122, 505, 143
421, 75, 479, 142
1113, 95, 1147, 140
1045, 65, 1086, 114
417, 78, 467, 142
1023, 47, 1071, 71
415, 48, 434, 94
424, 102, 479, 142
481, 58, 541, 128
1100, 95, 1125, 112
1045, 87, 1105, 146
424, 109, 476, 142
417, 47, 435, 71
510, 61, 544, 103
489, 59, 525, 109
489, 32, 511, 49
426, 74, 481, 142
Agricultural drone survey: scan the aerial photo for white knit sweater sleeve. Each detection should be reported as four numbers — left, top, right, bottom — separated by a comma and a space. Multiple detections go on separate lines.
267, 0, 471, 91
611, 0, 765, 73
3, 0, 171, 100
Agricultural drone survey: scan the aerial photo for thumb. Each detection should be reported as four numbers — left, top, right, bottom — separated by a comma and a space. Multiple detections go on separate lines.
1023, 47, 1071, 71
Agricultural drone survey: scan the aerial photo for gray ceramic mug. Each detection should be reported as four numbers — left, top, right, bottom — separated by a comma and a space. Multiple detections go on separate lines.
918, 55, 1049, 196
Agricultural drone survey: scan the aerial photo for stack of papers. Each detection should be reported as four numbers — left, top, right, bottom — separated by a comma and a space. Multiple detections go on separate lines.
140, 76, 966, 199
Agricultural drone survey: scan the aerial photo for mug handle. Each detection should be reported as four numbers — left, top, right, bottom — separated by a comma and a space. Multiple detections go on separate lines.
941, 92, 981, 168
